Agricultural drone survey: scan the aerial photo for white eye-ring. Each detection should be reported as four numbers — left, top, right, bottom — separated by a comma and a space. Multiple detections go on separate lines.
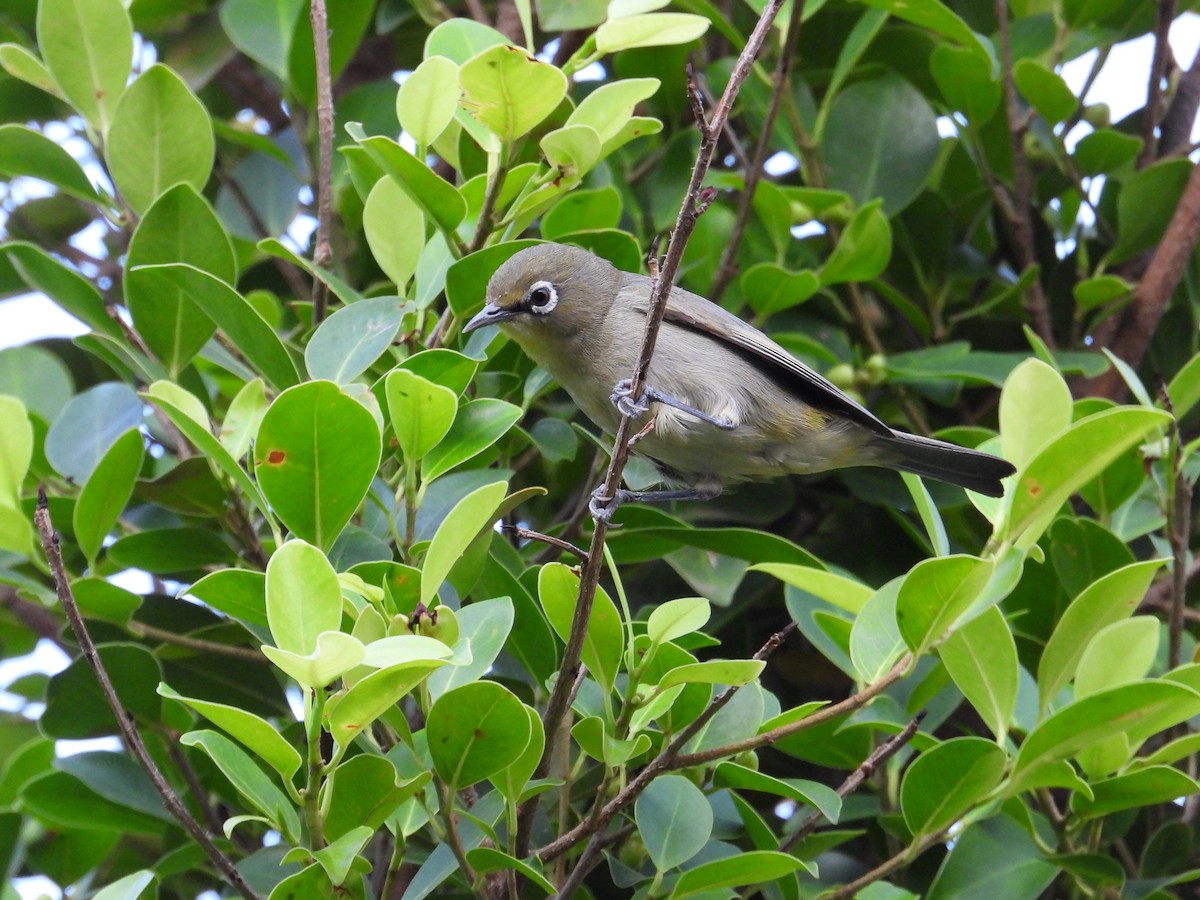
526, 281, 558, 315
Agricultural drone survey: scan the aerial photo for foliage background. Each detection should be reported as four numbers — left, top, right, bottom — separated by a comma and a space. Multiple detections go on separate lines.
2, 0, 1200, 897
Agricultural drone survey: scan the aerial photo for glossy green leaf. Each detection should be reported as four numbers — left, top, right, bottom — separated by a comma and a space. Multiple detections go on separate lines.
823, 76, 939, 215
939, 606, 1018, 741
385, 369, 458, 464
849, 579, 905, 682
657, 659, 764, 690
998, 358, 1071, 471
181, 729, 300, 840
444, 240, 541, 317
467, 847, 554, 893
1, 242, 123, 340
0, 396, 32, 505
42, 643, 161, 739
185, 569, 268, 632
398, 56, 460, 149
424, 17, 510, 63
1110, 158, 1192, 264
595, 13, 709, 53
21, 770, 163, 835
105, 65, 214, 214
421, 480, 508, 607
820, 200, 891, 285
329, 659, 446, 744
261, 631, 365, 688
73, 427, 143, 565
539, 562, 624, 694
255, 381, 382, 550
566, 77, 659, 146
1013, 60, 1076, 125
37, 0, 131, 133
397, 348, 480, 396
458, 44, 566, 142
647, 597, 710, 647
636, 774, 712, 871
670, 851, 811, 898
752, 563, 871, 614
1004, 408, 1171, 549
1073, 766, 1200, 818
220, 379, 268, 461
323, 755, 430, 841
422, 398, 522, 482
540, 124, 601, 183
157, 684, 301, 781
926, 815, 1058, 900
930, 45, 999, 122
1075, 616, 1160, 700
0, 125, 101, 203
428, 597, 514, 700
350, 130, 467, 237
1037, 559, 1164, 707
497, 704, 544, 806
0, 43, 60, 96
125, 185, 233, 376
901, 738, 1006, 836
363, 177, 426, 289
742, 263, 821, 316
91, 871, 155, 900
305, 296, 404, 385
218, 0, 305, 80
265, 539, 343, 655
896, 554, 993, 657
107, 527, 237, 573
45, 383, 142, 482
1074, 129, 1142, 176
427, 681, 531, 788
0, 345, 73, 422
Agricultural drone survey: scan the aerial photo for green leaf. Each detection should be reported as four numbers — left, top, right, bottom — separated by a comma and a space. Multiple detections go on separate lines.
1073, 274, 1134, 311
1075, 616, 1159, 698
37, 0, 132, 134
1168, 352, 1200, 419
385, 369, 458, 463
0, 345, 73, 422
0, 43, 60, 97
262, 632, 365, 688
595, 13, 709, 53
92, 871, 155, 900
221, 378, 269, 461
131, 264, 300, 390
1, 242, 123, 340
73, 578, 140, 624
1072, 766, 1200, 818
635, 774, 712, 871
742, 263, 821, 316
857, 0, 989, 57
647, 597, 710, 647
820, 200, 891, 286
323, 755, 430, 841
930, 45, 999, 123
42, 644, 161, 739
73, 427, 143, 565
0, 125, 102, 204
350, 130, 467, 238
1011, 682, 1200, 793
670, 851, 810, 898
426, 681, 531, 788
1037, 559, 1165, 708
458, 44, 567, 142
107, 527, 237, 573
1110, 158, 1193, 264
398, 56, 461, 149
1013, 60, 1076, 125
105, 64, 214, 214
998, 358, 1071, 470
1003, 408, 1171, 549
423, 398, 522, 482
0, 396, 31, 504
21, 771, 164, 835
45, 382, 142, 482
428, 597, 514, 700
540, 124, 601, 183
181, 729, 300, 840
939, 606, 1018, 741
849, 579, 905, 682
822, 75, 939, 215
752, 563, 871, 614
467, 848, 555, 893
186, 569, 268, 632
421, 480, 508, 607
305, 296, 405, 384
896, 555, 994, 657
311, 825, 372, 885
1074, 129, 1142, 176
927, 815, 1058, 900
363, 177, 426, 289
445, 240, 542, 317
901, 738, 1007, 836
657, 659, 764, 690
218, 0, 304, 79
254, 381, 382, 550
498, 704, 544, 806
329, 659, 447, 744
424, 17, 511, 63
157, 684, 301, 781
125, 184, 233, 376
539, 562, 624, 694
266, 539, 343, 655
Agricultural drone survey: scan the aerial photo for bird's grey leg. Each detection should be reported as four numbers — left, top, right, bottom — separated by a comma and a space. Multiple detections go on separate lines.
589, 483, 722, 522
610, 378, 736, 430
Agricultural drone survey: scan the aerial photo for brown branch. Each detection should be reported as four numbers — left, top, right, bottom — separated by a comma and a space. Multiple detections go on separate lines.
994, 0, 1055, 347
127, 620, 267, 663
1082, 161, 1200, 399
709, 0, 807, 303
537, 624, 799, 864
778, 713, 924, 856
309, 0, 335, 325
1161, 46, 1200, 156
1141, 556, 1200, 615
515, 0, 792, 858
34, 488, 261, 900
822, 831, 945, 900
499, 525, 589, 564
1138, 0, 1177, 168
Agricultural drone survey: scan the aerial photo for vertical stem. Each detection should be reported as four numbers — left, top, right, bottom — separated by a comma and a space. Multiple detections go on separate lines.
309, 0, 335, 324
1139, 0, 1177, 167
303, 686, 328, 849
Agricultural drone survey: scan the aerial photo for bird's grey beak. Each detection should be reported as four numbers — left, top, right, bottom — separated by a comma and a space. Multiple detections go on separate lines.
463, 303, 519, 333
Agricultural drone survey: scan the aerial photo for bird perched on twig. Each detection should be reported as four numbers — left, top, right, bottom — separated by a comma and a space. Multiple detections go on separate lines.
464, 243, 1015, 520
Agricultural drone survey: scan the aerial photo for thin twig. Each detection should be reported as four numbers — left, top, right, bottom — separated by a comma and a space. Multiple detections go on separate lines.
1161, 386, 1192, 671
515, 0, 791, 858
34, 488, 261, 900
127, 620, 267, 663
709, 0, 807, 303
994, 0, 1055, 347
1138, 0, 1177, 167
500, 524, 589, 563
778, 713, 924, 856
822, 831, 945, 899
309, 0, 335, 325
1160, 45, 1200, 155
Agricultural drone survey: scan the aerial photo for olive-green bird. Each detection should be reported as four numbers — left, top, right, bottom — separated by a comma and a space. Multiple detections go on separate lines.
464, 243, 1015, 519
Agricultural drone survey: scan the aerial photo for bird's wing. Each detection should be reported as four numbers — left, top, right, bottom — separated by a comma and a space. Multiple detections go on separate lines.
632, 283, 892, 437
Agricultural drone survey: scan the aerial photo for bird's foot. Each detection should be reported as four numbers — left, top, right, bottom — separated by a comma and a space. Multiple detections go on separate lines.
589, 483, 724, 521
609, 379, 736, 431
589, 485, 623, 523
610, 378, 649, 419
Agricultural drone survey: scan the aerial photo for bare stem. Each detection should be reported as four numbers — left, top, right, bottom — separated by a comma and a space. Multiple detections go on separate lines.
309, 0, 335, 324
34, 489, 261, 900
1138, 0, 1177, 168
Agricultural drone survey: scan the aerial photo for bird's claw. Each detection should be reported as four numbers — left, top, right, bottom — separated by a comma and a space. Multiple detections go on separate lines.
610, 378, 649, 419
589, 486, 617, 522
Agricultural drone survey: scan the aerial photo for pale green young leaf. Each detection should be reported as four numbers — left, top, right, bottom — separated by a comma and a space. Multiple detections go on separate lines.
265, 539, 343, 655
385, 369, 458, 464
421, 480, 509, 607
397, 56, 461, 149
37, 0, 131, 134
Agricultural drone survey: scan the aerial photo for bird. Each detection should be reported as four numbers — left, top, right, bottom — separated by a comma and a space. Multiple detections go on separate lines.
463, 243, 1016, 520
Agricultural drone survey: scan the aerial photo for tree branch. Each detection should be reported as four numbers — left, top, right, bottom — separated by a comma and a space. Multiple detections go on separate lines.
309, 0, 336, 325
1138, 0, 1177, 168
1160, 45, 1200, 156
34, 488, 261, 900
515, 0, 792, 858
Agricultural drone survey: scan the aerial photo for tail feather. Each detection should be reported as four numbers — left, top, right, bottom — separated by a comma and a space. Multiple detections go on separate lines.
881, 431, 1015, 498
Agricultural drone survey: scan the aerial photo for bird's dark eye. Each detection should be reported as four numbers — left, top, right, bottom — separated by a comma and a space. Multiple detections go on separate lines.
525, 281, 558, 314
